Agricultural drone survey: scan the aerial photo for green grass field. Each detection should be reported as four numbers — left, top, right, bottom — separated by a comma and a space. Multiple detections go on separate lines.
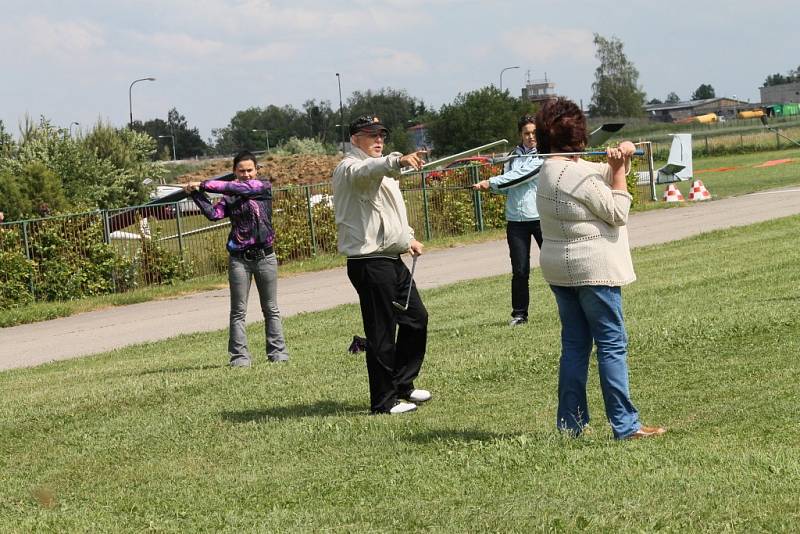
2, 216, 799, 531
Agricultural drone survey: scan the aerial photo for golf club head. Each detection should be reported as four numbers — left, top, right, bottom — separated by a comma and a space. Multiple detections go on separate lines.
588, 123, 625, 147
393, 254, 419, 313
392, 300, 408, 312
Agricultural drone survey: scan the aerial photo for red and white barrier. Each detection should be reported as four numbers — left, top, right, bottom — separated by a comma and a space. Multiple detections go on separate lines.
688, 180, 712, 201
663, 184, 685, 202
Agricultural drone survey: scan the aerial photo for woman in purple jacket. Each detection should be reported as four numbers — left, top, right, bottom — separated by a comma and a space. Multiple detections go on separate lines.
186, 151, 289, 367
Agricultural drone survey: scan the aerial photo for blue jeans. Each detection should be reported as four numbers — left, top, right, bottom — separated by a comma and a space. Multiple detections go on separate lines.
228, 252, 288, 364
550, 285, 640, 439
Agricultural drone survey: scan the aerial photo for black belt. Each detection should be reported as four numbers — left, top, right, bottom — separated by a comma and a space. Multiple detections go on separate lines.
230, 246, 274, 261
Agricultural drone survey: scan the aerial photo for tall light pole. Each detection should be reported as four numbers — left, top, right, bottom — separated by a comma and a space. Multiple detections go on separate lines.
158, 134, 176, 160
499, 66, 519, 92
336, 72, 345, 154
129, 77, 156, 128
69, 122, 79, 136
252, 129, 270, 153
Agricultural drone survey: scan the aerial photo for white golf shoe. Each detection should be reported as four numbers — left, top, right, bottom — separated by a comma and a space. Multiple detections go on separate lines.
405, 389, 432, 403
389, 401, 418, 414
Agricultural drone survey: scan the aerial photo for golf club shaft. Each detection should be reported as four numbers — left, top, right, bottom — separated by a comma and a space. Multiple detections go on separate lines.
404, 255, 418, 308
401, 139, 509, 175
498, 149, 645, 162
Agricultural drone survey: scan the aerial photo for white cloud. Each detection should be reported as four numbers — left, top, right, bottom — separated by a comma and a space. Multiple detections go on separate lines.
145, 33, 226, 57
242, 42, 300, 62
0, 15, 105, 59
501, 26, 595, 63
362, 49, 428, 76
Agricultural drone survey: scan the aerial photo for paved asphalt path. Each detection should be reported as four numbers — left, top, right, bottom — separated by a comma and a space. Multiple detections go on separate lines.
2, 187, 799, 371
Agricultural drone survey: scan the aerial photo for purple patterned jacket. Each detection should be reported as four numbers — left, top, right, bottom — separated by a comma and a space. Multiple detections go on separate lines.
190, 179, 275, 252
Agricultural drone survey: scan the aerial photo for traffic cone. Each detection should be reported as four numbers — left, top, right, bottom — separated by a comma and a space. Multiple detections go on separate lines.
662, 184, 685, 202
688, 180, 711, 201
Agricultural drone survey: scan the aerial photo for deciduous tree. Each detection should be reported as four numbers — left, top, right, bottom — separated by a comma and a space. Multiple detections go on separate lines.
691, 84, 716, 100
345, 88, 427, 134
136, 108, 208, 159
589, 34, 646, 117
427, 86, 533, 155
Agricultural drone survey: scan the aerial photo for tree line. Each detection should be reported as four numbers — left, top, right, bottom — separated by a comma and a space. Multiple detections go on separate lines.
1, 34, 795, 221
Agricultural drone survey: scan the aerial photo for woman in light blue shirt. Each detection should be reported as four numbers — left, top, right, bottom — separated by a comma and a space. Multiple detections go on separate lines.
474, 114, 544, 326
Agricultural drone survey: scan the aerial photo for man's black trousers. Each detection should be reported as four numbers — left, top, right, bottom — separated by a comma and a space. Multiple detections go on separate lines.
347, 256, 428, 413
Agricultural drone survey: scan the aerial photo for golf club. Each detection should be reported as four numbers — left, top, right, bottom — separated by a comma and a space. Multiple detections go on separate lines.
392, 254, 418, 312
496, 148, 645, 163
760, 115, 800, 147
588, 123, 626, 147
401, 139, 509, 175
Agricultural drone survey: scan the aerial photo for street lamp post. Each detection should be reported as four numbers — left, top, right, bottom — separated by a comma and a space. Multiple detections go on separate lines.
252, 129, 271, 153
69, 122, 79, 136
499, 66, 520, 92
336, 72, 345, 154
158, 135, 176, 160
129, 77, 156, 128
732, 94, 737, 120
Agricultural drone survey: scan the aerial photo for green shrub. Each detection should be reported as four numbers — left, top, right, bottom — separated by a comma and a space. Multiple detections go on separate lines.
127, 222, 193, 287
0, 228, 34, 307
0, 118, 164, 212
627, 167, 641, 205
273, 188, 318, 261
272, 137, 335, 156
26, 215, 121, 301
0, 171, 32, 220
19, 162, 69, 216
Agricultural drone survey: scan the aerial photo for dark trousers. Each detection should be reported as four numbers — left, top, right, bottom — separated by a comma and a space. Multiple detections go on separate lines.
506, 220, 543, 319
347, 257, 428, 413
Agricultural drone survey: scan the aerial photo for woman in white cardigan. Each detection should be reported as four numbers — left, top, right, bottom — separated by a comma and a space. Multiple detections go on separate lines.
534, 98, 665, 440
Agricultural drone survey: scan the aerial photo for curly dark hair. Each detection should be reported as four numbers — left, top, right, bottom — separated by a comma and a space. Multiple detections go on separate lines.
534, 98, 587, 154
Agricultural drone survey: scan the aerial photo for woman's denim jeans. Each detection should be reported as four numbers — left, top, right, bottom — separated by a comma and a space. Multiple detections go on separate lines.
550, 285, 640, 439
228, 252, 288, 364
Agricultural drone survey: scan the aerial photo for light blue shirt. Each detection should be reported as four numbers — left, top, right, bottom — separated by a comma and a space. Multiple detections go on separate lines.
488, 144, 543, 222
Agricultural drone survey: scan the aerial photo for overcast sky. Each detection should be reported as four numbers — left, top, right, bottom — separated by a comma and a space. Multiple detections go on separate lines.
2, 0, 797, 141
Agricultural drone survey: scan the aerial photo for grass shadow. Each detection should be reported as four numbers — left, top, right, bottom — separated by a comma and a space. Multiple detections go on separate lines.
427, 319, 508, 333
222, 400, 366, 422
136, 363, 220, 376
760, 296, 799, 303
405, 428, 518, 444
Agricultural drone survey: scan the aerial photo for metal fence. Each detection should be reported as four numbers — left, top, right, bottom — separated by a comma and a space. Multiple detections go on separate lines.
0, 151, 654, 305
646, 125, 800, 159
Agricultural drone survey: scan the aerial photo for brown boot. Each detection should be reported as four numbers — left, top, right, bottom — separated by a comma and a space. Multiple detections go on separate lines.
625, 425, 667, 440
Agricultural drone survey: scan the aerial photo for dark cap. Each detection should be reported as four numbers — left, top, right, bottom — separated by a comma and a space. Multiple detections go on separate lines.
349, 115, 389, 136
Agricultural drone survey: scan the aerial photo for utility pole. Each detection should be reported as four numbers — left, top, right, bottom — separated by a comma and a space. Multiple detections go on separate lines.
336, 73, 345, 154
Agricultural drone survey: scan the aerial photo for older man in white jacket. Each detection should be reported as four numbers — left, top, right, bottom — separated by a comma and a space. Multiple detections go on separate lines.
332, 115, 430, 415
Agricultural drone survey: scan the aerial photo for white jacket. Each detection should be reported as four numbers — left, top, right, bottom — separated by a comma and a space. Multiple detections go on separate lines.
332, 146, 415, 257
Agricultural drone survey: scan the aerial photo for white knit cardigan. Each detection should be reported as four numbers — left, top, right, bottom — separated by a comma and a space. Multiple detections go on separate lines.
535, 158, 636, 287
